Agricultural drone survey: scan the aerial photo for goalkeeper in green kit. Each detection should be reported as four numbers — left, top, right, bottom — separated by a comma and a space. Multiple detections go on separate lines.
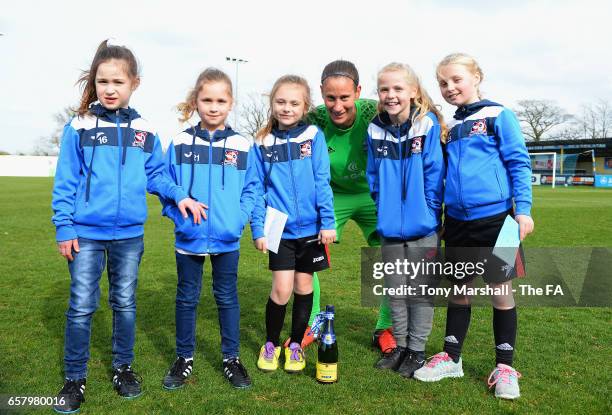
285, 60, 395, 353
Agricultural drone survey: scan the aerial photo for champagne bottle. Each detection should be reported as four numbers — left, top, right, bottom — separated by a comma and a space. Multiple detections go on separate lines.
316, 305, 338, 383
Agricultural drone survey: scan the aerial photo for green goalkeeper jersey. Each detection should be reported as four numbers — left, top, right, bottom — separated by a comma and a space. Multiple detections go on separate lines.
308, 99, 378, 194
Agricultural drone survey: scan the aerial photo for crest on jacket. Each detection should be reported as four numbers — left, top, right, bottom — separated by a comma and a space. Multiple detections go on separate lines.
300, 140, 312, 159
411, 137, 423, 154
224, 149, 239, 167
132, 130, 148, 148
469, 119, 487, 136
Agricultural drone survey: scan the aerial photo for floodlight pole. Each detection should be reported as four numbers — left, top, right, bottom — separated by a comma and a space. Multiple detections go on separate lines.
226, 56, 248, 130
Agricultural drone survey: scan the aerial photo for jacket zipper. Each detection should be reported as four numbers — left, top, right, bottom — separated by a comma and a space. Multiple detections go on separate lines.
494, 167, 504, 199
397, 125, 405, 238
456, 120, 468, 218
207, 131, 214, 253
114, 111, 123, 238
286, 132, 301, 234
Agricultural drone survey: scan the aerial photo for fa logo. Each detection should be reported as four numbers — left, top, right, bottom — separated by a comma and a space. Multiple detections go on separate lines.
469, 119, 487, 136
377, 145, 388, 157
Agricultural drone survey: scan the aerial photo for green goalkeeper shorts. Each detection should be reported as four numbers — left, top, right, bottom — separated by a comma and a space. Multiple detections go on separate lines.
333, 192, 379, 247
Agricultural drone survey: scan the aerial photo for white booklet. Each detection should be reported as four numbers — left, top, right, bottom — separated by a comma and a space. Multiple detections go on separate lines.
263, 206, 288, 254
492, 215, 520, 266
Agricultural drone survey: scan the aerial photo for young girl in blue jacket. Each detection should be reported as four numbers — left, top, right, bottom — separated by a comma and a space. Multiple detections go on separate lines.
252, 75, 336, 374
366, 63, 446, 378
413, 53, 534, 400
51, 40, 203, 413
160, 68, 258, 389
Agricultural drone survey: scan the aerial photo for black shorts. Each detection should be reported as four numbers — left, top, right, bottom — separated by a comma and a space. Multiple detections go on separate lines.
444, 210, 526, 284
269, 235, 330, 273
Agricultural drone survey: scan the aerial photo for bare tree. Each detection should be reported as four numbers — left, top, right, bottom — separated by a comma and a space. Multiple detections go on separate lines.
575, 103, 599, 139
594, 99, 612, 138
515, 99, 568, 141
559, 99, 612, 140
238, 93, 268, 140
554, 123, 581, 140
32, 107, 76, 155
578, 100, 612, 139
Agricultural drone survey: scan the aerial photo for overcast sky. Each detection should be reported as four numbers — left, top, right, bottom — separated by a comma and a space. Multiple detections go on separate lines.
1, 0, 610, 153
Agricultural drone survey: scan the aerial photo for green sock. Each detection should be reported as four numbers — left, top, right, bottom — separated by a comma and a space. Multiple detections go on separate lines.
375, 295, 393, 330
308, 272, 321, 325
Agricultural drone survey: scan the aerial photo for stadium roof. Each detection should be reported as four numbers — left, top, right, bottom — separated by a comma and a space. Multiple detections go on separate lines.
526, 138, 612, 153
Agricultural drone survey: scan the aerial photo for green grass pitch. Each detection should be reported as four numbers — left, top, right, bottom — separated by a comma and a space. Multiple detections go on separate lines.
0, 178, 610, 414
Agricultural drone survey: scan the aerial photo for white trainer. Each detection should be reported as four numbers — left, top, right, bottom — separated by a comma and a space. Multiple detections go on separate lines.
487, 363, 521, 399
413, 351, 464, 382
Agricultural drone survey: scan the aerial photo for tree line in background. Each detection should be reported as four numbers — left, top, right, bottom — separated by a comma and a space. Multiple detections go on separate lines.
6, 97, 611, 156
515, 99, 612, 141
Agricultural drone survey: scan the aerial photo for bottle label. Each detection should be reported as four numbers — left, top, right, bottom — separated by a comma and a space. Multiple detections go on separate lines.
322, 334, 336, 345
316, 362, 337, 383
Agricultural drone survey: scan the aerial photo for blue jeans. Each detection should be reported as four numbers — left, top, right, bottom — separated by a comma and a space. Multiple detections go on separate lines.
175, 250, 240, 359
64, 236, 144, 379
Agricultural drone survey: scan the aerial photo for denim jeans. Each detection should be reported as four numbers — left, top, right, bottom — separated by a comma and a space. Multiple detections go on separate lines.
64, 236, 144, 379
175, 250, 240, 360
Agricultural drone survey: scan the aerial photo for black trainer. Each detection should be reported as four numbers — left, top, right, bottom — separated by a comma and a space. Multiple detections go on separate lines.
397, 350, 426, 378
53, 378, 86, 414
222, 357, 252, 389
112, 364, 142, 398
374, 346, 407, 370
163, 357, 193, 390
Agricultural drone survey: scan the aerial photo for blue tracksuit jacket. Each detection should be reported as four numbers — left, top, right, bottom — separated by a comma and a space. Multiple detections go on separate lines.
445, 100, 532, 221
250, 123, 335, 240
366, 110, 445, 239
162, 125, 259, 253
52, 104, 188, 242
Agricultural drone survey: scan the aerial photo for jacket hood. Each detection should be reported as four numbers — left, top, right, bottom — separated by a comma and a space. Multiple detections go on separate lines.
89, 103, 141, 123
186, 124, 236, 141
371, 109, 418, 137
453, 99, 502, 120
271, 121, 309, 138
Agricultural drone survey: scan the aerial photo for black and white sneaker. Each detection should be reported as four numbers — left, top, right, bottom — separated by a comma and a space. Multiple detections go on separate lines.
397, 350, 426, 378
374, 346, 407, 371
53, 378, 86, 414
223, 357, 252, 389
162, 357, 193, 390
112, 364, 142, 398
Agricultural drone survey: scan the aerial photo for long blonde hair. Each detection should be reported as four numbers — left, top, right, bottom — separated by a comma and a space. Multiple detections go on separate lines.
256, 75, 313, 142
436, 53, 484, 100
177, 68, 233, 123
377, 63, 447, 142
